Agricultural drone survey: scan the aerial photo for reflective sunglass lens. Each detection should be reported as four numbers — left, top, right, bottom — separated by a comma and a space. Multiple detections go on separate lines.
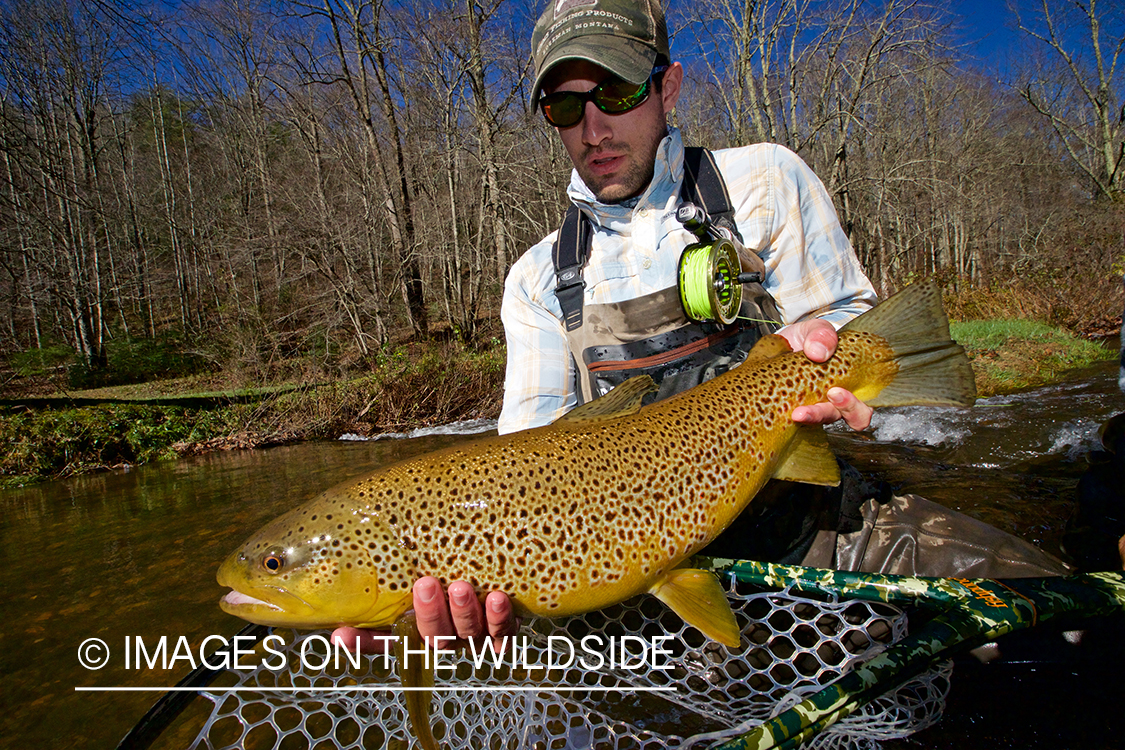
538, 70, 659, 127
541, 96, 583, 127
598, 80, 647, 113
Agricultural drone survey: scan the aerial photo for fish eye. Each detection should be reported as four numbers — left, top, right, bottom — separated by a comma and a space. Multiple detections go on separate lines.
262, 552, 285, 574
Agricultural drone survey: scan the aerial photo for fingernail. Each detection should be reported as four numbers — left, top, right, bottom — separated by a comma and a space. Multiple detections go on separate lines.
488, 597, 505, 614
416, 580, 437, 603
827, 388, 846, 405
451, 589, 470, 607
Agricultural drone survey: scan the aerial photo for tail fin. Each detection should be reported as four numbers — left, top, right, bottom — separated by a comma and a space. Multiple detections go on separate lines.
841, 279, 976, 408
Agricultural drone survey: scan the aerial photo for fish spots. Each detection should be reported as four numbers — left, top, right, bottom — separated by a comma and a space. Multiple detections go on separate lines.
227, 336, 893, 622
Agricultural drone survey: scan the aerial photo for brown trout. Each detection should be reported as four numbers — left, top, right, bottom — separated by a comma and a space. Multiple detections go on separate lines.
218, 280, 974, 642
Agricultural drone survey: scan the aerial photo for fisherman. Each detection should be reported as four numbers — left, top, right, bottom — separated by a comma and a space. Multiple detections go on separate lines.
334, 0, 1111, 652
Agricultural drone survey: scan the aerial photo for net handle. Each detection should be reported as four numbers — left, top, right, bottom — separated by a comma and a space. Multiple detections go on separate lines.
115, 623, 271, 750
714, 562, 1125, 750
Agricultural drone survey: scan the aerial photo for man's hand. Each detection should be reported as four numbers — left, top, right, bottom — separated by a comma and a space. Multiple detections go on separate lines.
331, 578, 518, 654
410, 577, 517, 648
779, 318, 873, 431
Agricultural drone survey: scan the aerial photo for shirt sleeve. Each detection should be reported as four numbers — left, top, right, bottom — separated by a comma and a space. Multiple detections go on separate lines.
725, 144, 878, 329
497, 239, 577, 435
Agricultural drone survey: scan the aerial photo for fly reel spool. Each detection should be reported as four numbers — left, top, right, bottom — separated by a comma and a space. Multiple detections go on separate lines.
676, 203, 760, 325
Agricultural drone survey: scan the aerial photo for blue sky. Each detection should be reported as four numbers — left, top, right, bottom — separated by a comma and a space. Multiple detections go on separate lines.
954, 0, 1022, 66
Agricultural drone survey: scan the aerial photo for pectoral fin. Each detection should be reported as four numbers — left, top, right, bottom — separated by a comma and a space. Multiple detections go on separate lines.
558, 375, 658, 424
392, 613, 439, 750
650, 568, 741, 648
772, 425, 841, 486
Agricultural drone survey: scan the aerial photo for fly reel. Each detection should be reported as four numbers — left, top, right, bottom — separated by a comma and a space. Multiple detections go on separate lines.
676, 204, 760, 325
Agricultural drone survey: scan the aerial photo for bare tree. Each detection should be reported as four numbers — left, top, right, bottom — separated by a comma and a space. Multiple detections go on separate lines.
306, 0, 429, 337
1012, 0, 1125, 201
0, 0, 134, 368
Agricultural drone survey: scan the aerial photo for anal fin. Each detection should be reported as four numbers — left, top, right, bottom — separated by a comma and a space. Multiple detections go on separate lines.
650, 568, 741, 648
772, 425, 841, 486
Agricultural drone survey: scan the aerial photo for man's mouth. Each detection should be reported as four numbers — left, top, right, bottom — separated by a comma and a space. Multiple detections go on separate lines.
587, 151, 625, 175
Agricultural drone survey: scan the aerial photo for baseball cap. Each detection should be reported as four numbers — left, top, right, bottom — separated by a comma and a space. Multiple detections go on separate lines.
530, 0, 670, 106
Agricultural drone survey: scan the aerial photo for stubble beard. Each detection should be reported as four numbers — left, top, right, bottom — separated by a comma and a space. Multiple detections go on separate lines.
579, 123, 667, 204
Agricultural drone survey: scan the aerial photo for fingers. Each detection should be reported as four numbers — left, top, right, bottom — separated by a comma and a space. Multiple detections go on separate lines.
484, 591, 518, 640
777, 319, 838, 363
791, 401, 837, 425
447, 580, 486, 640
799, 325, 836, 362
413, 576, 456, 647
828, 387, 873, 430
778, 320, 871, 430
331, 581, 519, 655
415, 578, 518, 647
792, 388, 873, 431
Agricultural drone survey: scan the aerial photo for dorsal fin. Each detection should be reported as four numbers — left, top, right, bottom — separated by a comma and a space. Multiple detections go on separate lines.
742, 334, 792, 365
558, 375, 658, 424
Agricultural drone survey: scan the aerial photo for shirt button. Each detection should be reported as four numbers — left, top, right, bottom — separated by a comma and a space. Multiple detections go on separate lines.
642, 258, 652, 269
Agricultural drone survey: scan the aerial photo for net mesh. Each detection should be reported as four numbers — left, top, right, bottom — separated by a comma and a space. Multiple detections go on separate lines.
191, 578, 951, 750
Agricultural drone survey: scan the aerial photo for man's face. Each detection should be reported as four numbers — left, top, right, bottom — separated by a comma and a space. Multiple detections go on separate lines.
542, 60, 683, 204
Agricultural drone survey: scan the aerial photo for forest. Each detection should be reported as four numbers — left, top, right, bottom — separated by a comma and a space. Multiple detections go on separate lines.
0, 0, 1122, 386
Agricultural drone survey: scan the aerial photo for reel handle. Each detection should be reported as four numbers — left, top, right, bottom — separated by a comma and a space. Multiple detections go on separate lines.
676, 203, 724, 242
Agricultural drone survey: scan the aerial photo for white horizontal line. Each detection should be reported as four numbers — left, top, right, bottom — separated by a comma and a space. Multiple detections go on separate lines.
75, 686, 677, 693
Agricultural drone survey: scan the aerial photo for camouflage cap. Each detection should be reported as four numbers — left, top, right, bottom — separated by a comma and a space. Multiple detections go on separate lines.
530, 0, 669, 107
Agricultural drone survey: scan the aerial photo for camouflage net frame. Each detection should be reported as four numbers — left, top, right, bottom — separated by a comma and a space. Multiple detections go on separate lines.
188, 574, 952, 750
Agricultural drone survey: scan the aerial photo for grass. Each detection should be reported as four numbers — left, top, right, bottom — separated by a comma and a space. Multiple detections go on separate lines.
950, 319, 1114, 397
0, 403, 240, 486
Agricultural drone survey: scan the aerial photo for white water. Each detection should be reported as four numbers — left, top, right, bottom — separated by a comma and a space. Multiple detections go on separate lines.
829, 366, 1124, 469
342, 367, 1124, 472
339, 417, 498, 442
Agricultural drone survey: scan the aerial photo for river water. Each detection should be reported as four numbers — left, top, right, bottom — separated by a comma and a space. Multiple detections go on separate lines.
2, 362, 1122, 750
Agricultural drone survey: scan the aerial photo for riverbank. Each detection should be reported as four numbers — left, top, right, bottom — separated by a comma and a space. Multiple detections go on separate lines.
0, 319, 1114, 488
0, 340, 506, 487
951, 319, 1114, 397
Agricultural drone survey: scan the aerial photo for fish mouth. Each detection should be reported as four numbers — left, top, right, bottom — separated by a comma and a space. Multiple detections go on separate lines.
221, 589, 283, 611
217, 562, 319, 625
218, 585, 320, 626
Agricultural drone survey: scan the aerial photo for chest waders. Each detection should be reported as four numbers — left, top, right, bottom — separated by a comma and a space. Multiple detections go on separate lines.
553, 147, 781, 406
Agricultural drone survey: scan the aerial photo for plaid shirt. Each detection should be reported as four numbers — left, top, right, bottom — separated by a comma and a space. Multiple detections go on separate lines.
499, 127, 877, 434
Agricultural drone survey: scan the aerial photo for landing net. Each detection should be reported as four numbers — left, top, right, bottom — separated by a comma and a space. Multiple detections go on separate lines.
190, 576, 950, 750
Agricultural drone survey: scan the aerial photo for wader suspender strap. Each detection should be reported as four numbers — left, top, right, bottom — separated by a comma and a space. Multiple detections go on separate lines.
681, 146, 743, 244
553, 204, 589, 332
552, 147, 738, 331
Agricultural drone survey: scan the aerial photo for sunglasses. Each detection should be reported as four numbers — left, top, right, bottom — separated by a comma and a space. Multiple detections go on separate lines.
538, 66, 669, 128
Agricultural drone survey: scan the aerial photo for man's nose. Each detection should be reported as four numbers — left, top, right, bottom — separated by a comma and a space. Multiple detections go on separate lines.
581, 101, 611, 145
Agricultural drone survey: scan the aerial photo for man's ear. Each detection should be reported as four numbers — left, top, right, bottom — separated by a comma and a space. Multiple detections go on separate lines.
660, 62, 684, 115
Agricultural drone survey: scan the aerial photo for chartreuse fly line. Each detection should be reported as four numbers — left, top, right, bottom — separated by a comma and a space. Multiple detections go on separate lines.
678, 238, 743, 324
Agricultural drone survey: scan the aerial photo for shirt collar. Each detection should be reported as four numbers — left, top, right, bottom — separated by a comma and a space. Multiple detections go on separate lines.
566, 126, 685, 229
